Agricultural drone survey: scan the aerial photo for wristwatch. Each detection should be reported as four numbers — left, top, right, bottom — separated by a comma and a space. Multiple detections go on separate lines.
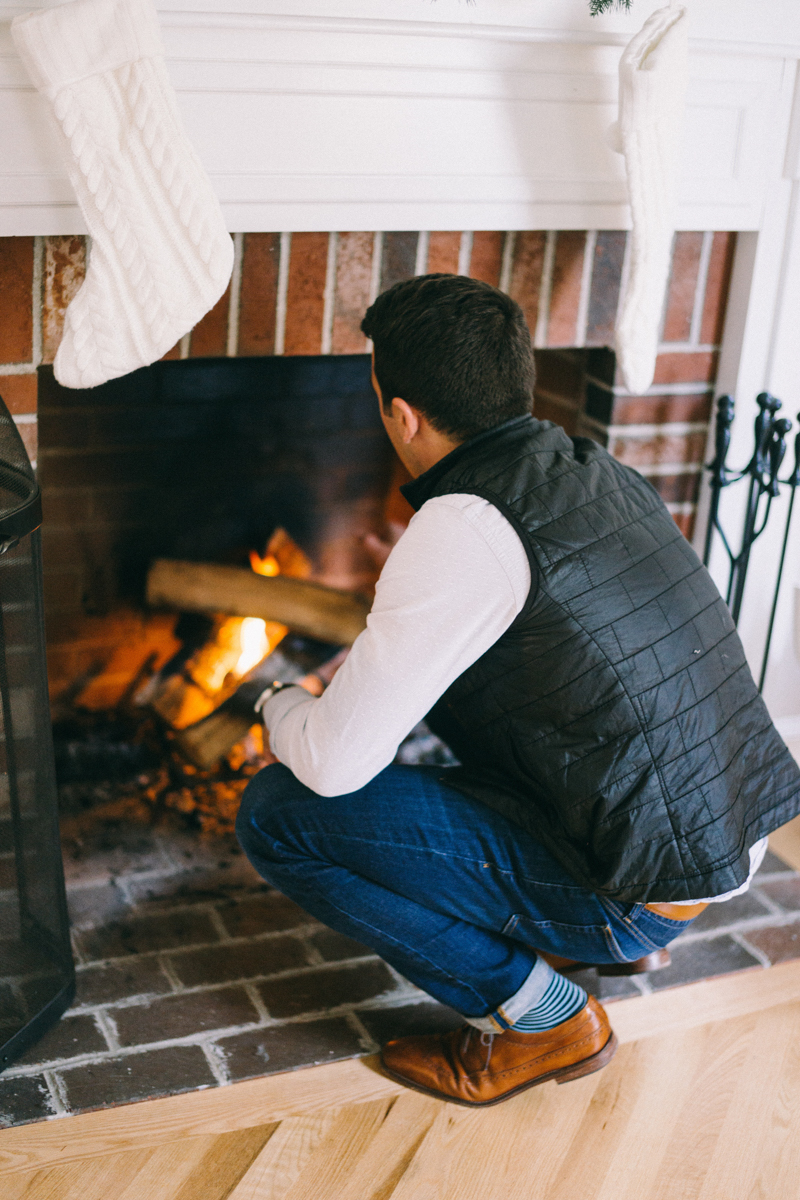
253, 680, 294, 715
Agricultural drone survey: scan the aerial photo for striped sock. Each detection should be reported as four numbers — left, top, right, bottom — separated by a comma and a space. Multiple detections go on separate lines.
510, 971, 587, 1032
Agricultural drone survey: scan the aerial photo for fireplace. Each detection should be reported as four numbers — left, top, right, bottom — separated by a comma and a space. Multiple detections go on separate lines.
29, 229, 734, 708
0, 223, 741, 1116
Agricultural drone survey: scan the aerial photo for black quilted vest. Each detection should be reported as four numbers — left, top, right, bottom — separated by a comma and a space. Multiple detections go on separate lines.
401, 415, 800, 902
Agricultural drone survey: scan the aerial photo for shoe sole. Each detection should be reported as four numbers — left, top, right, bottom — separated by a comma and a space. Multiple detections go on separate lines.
380, 1029, 618, 1108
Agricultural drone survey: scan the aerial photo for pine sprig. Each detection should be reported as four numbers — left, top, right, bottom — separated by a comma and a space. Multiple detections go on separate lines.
589, 0, 632, 14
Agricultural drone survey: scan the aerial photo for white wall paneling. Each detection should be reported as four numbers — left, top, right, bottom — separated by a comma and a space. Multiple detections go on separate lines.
0, 1, 797, 234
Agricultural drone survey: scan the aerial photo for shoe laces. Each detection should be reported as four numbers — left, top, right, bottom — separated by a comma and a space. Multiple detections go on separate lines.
461, 1026, 495, 1069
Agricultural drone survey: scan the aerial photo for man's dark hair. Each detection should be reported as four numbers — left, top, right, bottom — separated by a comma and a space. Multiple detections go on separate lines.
360, 274, 535, 442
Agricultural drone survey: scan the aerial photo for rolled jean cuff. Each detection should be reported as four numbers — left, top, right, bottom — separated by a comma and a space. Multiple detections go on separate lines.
465, 956, 555, 1033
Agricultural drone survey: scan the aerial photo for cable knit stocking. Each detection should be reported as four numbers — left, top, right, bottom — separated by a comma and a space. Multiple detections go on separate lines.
12, 0, 233, 389
612, 3, 688, 396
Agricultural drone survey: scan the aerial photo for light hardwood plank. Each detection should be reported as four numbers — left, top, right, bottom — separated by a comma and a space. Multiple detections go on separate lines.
92, 1138, 218, 1200
592, 1026, 720, 1200
609, 958, 800, 1045
387, 1072, 603, 1200
650, 1014, 760, 1200
281, 1097, 393, 1200
769, 815, 800, 873
332, 1093, 441, 1200
745, 1006, 800, 1200
227, 1108, 340, 1200
696, 1002, 800, 1200
171, 1125, 277, 1200
0, 1058, 402, 1177
18, 1148, 154, 1200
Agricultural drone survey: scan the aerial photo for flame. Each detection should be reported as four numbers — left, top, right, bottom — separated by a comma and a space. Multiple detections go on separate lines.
235, 616, 271, 677
251, 528, 312, 580
250, 550, 280, 576
154, 529, 312, 733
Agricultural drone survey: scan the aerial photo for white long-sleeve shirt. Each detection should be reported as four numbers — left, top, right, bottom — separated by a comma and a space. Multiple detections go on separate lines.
262, 493, 766, 903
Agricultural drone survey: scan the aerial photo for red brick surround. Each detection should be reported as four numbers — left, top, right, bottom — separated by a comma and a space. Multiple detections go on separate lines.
0, 230, 734, 537
0, 224, 733, 603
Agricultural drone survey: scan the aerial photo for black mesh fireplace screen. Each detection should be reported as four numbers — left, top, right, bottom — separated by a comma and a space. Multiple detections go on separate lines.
0, 396, 74, 1071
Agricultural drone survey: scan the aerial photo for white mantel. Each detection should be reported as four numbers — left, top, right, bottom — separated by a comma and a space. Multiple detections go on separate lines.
1, 0, 799, 235
1, 0, 799, 727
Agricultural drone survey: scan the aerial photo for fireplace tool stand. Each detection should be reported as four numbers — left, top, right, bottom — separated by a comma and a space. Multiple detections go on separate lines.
702, 391, 800, 692
0, 394, 74, 1072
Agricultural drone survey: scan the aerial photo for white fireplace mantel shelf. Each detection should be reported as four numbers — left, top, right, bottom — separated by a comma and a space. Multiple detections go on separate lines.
1, 0, 800, 236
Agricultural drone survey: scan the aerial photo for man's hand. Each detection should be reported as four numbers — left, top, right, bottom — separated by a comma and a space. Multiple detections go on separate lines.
261, 647, 351, 764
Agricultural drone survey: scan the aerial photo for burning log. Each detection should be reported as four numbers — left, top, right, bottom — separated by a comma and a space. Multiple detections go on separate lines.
173, 678, 275, 770
147, 559, 370, 646
173, 643, 347, 770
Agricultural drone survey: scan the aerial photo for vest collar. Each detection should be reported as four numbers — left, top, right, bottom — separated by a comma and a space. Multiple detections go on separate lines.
400, 414, 535, 512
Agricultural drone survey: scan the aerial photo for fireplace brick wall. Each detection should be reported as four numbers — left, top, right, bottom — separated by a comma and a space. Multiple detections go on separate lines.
0, 228, 734, 696
0, 229, 734, 531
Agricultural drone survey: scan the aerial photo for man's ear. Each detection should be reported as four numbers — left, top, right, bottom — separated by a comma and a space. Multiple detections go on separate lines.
390, 397, 420, 444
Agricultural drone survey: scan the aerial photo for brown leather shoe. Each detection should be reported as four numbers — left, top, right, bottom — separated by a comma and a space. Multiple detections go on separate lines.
380, 996, 616, 1107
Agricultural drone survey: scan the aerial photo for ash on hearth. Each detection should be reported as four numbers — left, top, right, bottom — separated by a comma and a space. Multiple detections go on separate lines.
54, 678, 456, 839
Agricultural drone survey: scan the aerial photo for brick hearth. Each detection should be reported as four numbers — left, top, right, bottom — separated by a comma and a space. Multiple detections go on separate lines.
1, 818, 797, 1128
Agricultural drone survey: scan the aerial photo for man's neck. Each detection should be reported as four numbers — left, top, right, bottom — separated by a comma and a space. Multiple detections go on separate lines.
402, 427, 462, 478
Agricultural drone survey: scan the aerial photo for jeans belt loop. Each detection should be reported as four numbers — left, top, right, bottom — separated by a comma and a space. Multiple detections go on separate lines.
644, 901, 709, 921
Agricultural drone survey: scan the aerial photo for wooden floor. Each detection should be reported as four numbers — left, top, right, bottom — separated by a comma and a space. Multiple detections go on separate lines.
4, 818, 800, 1200
3, 956, 800, 1199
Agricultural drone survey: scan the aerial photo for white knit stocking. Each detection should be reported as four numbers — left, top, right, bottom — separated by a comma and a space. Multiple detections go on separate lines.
12, 0, 233, 389
612, 4, 688, 396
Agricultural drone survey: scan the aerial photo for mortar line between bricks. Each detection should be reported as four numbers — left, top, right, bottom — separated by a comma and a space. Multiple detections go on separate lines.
92, 1008, 121, 1053
732, 932, 773, 970
158, 954, 185, 992
42, 1069, 70, 1117
244, 983, 270, 1023
207, 907, 233, 942
3, 994, 412, 1080
298, 934, 326, 967
73, 922, 329, 967
201, 1041, 231, 1087
343, 1009, 379, 1053
747, 885, 784, 917
73, 952, 383, 1002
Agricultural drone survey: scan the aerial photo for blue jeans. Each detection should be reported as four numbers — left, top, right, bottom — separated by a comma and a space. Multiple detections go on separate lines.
236, 764, 694, 1023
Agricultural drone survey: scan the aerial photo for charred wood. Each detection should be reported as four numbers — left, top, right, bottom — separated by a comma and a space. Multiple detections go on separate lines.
147, 559, 370, 645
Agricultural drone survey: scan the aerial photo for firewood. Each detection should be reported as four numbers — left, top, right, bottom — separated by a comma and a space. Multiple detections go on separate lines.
147, 559, 370, 645
173, 645, 343, 770
174, 708, 257, 771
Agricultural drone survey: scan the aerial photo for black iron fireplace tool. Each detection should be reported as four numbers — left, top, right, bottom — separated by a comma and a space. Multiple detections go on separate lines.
703, 391, 800, 692
0, 395, 74, 1072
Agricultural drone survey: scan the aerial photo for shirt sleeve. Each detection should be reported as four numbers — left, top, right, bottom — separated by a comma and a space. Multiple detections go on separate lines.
263, 494, 531, 796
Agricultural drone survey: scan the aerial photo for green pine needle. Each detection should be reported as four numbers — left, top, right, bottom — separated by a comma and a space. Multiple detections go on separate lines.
589, 0, 632, 14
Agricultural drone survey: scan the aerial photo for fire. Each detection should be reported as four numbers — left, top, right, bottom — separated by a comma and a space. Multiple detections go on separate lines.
254, 527, 312, 580
235, 616, 272, 677
152, 529, 310, 733
250, 550, 280, 576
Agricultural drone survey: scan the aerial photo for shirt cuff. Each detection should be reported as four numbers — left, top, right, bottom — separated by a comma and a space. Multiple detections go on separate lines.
260, 684, 314, 730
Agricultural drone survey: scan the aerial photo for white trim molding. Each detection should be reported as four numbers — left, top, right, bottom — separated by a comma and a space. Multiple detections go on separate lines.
0, 1, 797, 235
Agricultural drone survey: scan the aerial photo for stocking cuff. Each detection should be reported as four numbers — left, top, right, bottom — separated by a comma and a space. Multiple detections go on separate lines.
12, 0, 164, 99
